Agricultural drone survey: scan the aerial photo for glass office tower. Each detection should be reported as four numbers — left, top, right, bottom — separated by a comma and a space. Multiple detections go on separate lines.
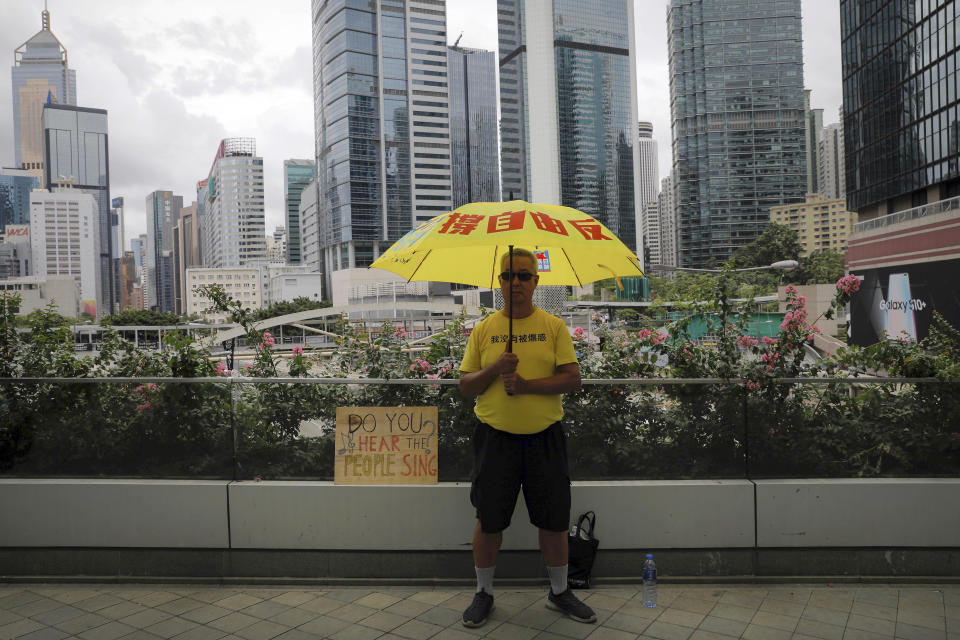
668, 0, 807, 267
0, 169, 39, 229
283, 159, 316, 265
841, 0, 960, 218
498, 0, 640, 252
311, 0, 452, 295
145, 190, 183, 313
42, 103, 113, 315
448, 46, 500, 208
11, 6, 76, 186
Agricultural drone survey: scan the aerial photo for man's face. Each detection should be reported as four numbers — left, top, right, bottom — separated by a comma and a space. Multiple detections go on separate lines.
499, 255, 538, 307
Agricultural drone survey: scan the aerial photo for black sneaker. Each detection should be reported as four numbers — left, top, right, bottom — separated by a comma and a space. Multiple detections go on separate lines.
462, 590, 494, 627
546, 588, 597, 623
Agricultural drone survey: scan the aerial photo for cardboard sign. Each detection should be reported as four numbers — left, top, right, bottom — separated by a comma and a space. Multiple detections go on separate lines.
335, 406, 438, 485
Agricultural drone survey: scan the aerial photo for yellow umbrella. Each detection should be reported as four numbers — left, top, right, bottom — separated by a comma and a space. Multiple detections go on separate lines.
370, 200, 644, 289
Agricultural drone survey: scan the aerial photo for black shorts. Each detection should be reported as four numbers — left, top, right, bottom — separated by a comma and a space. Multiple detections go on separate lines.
469, 420, 571, 533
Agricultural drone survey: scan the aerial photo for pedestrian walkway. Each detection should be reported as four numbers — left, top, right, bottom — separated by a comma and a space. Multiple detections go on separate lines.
0, 582, 957, 640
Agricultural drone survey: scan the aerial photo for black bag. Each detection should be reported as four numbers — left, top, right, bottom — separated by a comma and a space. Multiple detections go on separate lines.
567, 511, 599, 589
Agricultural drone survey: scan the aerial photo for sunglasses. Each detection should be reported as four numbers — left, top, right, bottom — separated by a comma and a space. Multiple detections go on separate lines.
499, 271, 535, 282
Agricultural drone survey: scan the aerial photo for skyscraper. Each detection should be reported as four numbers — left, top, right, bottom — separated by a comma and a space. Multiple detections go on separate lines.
819, 122, 846, 202
11, 5, 76, 186
668, 0, 807, 267
30, 187, 99, 317
448, 45, 500, 208
658, 174, 679, 267
0, 168, 39, 229
110, 197, 125, 260
42, 103, 113, 314
636, 121, 660, 252
200, 138, 266, 268
173, 202, 200, 315
498, 0, 640, 251
804, 90, 824, 195
841, 0, 959, 218
311, 0, 453, 295
145, 190, 182, 313
283, 159, 315, 265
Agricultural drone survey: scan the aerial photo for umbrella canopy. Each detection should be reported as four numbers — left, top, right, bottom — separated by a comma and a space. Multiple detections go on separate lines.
370, 200, 644, 287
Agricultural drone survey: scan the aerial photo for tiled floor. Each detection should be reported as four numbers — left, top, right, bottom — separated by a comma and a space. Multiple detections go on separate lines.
0, 583, 957, 640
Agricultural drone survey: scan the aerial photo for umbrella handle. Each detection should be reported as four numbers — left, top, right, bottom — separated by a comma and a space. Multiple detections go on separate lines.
507, 245, 514, 394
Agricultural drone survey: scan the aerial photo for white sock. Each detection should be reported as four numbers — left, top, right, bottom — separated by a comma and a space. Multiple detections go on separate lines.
475, 566, 495, 594
547, 565, 568, 595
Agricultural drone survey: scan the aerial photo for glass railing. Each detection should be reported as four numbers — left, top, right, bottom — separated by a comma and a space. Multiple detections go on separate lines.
1, 377, 958, 481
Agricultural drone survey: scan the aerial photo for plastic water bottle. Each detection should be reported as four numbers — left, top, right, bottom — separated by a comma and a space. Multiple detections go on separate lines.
642, 554, 657, 607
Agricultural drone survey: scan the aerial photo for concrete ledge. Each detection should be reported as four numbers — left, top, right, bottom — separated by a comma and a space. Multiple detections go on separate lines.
0, 479, 230, 548
227, 480, 755, 550
755, 479, 960, 547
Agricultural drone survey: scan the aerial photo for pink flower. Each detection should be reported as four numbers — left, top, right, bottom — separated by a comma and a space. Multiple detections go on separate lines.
738, 335, 758, 348
573, 327, 585, 338
410, 358, 431, 373
244, 363, 253, 371
637, 329, 652, 340
292, 345, 304, 356
216, 362, 227, 375
761, 336, 777, 345
136, 402, 151, 412
746, 381, 761, 391
836, 274, 861, 295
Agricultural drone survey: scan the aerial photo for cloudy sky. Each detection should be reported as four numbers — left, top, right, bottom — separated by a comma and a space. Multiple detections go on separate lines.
1, 0, 842, 249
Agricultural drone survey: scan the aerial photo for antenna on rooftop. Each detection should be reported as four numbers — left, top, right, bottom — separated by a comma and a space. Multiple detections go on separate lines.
453, 32, 463, 48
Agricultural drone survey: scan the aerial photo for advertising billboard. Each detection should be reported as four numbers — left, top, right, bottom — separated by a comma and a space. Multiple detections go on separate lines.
849, 258, 960, 346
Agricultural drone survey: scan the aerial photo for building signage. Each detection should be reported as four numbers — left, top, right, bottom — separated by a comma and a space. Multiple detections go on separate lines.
334, 406, 438, 485
849, 258, 960, 346
4, 224, 30, 241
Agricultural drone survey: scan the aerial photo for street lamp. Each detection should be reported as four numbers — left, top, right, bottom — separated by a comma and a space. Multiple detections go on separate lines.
647, 260, 799, 273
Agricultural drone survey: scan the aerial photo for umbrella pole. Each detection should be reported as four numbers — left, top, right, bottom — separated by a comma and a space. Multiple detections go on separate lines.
507, 245, 513, 353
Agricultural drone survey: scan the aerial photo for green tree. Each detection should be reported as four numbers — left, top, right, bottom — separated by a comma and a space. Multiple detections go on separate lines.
102, 310, 182, 326
252, 297, 332, 321
797, 249, 846, 284
732, 223, 802, 268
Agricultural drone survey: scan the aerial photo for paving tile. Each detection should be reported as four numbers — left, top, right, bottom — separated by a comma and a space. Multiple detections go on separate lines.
383, 600, 432, 619
414, 606, 462, 628
583, 594, 629, 613
324, 591, 372, 604
600, 612, 652, 636
54, 611, 112, 634
327, 625, 381, 640
296, 615, 350, 638
12, 599, 63, 618
668, 597, 715, 616
237, 602, 289, 621
408, 591, 457, 607
265, 608, 317, 629
155, 600, 206, 617
498, 592, 546, 609
213, 597, 262, 613
143, 617, 200, 639
45, 590, 103, 606
356, 610, 406, 633
0, 593, 43, 611
901, 592, 944, 605
532, 632, 580, 640
77, 621, 138, 640
430, 628, 478, 640
688, 631, 736, 640
266, 594, 315, 608
639, 620, 693, 640
485, 622, 540, 640
842, 628, 894, 640
206, 613, 259, 635
851, 601, 898, 622
898, 610, 946, 631
585, 627, 639, 640
802, 606, 849, 627
766, 590, 812, 605
697, 615, 747, 638
709, 604, 757, 624
544, 616, 598, 640
751, 610, 799, 632
854, 590, 899, 608
895, 622, 947, 640
179, 606, 234, 626
807, 594, 853, 614
509, 605, 562, 630
30, 605, 87, 626
657, 609, 705, 629
76, 595, 129, 613
353, 593, 402, 611
618, 602, 663, 620
794, 617, 844, 640
762, 599, 807, 618
327, 604, 379, 624
741, 623, 792, 640
129, 594, 182, 608
15, 629, 71, 640
100, 603, 150, 621
0, 618, 45, 640
847, 613, 896, 635
169, 626, 227, 640
294, 597, 341, 616
718, 593, 763, 611
0, 615, 19, 630
116, 632, 168, 640
119, 610, 175, 630
233, 620, 289, 640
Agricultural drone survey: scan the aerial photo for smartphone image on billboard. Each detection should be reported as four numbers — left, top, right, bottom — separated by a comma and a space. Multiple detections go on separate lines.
883, 273, 917, 342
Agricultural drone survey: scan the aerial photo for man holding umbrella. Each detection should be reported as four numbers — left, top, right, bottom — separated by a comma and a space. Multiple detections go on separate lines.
458, 247, 596, 628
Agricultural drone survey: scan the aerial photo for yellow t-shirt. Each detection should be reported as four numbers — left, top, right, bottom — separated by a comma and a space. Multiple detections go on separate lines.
460, 307, 578, 434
